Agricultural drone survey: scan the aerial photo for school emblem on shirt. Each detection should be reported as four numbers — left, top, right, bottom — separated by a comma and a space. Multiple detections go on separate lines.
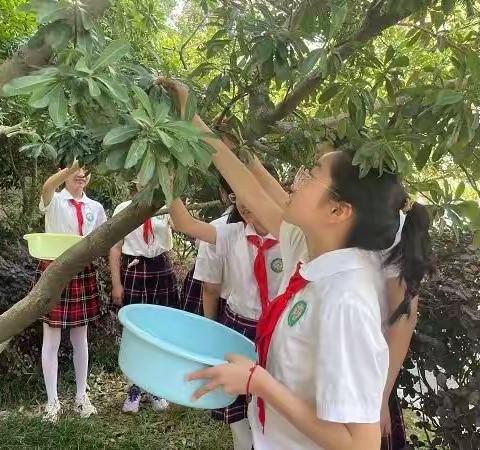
270, 258, 284, 273
288, 300, 307, 326
85, 211, 94, 222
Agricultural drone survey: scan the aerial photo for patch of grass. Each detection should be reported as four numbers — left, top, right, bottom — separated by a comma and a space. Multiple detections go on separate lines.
0, 367, 232, 449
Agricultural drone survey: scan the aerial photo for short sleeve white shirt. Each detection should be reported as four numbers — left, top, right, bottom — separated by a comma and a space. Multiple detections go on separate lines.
211, 222, 284, 320
249, 222, 389, 450
112, 200, 173, 258
40, 189, 107, 235
193, 214, 230, 299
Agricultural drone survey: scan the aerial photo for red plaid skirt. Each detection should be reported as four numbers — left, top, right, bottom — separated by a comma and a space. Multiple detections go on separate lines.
181, 265, 226, 318
212, 304, 257, 424
381, 392, 407, 450
121, 253, 180, 308
34, 260, 100, 329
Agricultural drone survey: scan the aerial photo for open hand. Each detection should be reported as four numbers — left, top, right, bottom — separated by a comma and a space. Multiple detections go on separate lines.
187, 354, 258, 400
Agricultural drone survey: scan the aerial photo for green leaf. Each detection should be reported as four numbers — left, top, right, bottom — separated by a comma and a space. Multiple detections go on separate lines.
131, 108, 152, 128
95, 76, 129, 103
156, 163, 173, 205
87, 78, 101, 97
434, 89, 463, 106
330, 2, 348, 38
455, 181, 465, 199
173, 166, 189, 198
106, 148, 128, 170
170, 141, 195, 167
255, 38, 274, 64
44, 22, 71, 49
385, 46, 395, 64
91, 40, 130, 72
430, 11, 444, 29
391, 56, 410, 68
205, 74, 224, 103
274, 58, 290, 83
28, 84, 57, 109
191, 142, 213, 170
48, 85, 68, 127
125, 138, 148, 169
441, 0, 455, 15
2, 74, 57, 96
154, 99, 171, 123
466, 51, 480, 78
103, 125, 140, 146
35, 4, 68, 24
184, 92, 197, 121
318, 83, 342, 103
300, 49, 323, 75
43, 143, 57, 160
138, 151, 156, 186
75, 57, 92, 74
132, 85, 154, 118
415, 145, 432, 170
157, 130, 175, 148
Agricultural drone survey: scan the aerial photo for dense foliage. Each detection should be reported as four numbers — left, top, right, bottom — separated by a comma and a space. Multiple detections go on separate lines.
1, 0, 479, 448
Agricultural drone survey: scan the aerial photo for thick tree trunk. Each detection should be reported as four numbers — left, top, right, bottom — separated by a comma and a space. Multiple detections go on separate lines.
0, 197, 158, 344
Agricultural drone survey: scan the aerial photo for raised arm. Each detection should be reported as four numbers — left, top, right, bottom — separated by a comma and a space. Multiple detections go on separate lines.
169, 198, 217, 245
158, 78, 284, 239
247, 154, 290, 209
42, 160, 80, 207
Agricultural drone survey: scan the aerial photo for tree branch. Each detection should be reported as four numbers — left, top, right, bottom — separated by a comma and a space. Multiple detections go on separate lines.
0, 0, 112, 91
258, 0, 432, 137
0, 195, 160, 344
155, 200, 221, 216
179, 17, 206, 70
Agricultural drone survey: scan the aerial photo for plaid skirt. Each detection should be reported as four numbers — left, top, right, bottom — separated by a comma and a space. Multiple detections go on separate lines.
181, 265, 227, 318
34, 260, 100, 329
381, 392, 407, 450
121, 253, 180, 308
212, 305, 257, 424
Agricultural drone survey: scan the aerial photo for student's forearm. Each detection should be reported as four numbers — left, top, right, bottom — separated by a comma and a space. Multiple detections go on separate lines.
247, 155, 289, 209
383, 299, 418, 401
109, 244, 123, 286
169, 198, 217, 245
202, 282, 221, 320
193, 115, 283, 238
42, 168, 74, 206
253, 368, 380, 450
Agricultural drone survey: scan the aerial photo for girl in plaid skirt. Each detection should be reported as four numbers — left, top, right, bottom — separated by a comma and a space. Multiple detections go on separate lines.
35, 162, 107, 422
110, 183, 180, 414
170, 195, 284, 450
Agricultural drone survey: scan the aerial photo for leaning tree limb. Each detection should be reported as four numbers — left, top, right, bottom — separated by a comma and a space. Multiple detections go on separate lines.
0, 196, 159, 344
256, 0, 433, 137
0, 0, 111, 92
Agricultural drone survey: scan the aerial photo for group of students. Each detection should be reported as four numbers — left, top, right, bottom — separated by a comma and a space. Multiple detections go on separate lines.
32, 77, 432, 450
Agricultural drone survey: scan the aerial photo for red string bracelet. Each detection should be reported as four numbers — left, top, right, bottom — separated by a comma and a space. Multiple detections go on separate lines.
246, 363, 258, 397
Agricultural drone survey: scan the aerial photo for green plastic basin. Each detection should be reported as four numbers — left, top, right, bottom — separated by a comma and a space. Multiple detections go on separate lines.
24, 233, 83, 260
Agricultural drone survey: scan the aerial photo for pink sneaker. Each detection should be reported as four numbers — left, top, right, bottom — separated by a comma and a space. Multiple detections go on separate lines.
122, 385, 141, 414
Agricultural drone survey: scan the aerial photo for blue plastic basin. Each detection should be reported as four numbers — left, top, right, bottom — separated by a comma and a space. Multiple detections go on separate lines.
118, 304, 257, 409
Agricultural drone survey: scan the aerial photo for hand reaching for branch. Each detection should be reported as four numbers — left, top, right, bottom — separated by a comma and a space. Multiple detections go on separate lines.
156, 77, 189, 119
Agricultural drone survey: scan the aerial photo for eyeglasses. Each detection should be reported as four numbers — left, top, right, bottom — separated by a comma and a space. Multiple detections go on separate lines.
291, 165, 340, 200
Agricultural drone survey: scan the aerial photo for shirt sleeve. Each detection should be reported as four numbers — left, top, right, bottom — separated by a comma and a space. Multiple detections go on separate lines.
95, 205, 108, 228
214, 223, 243, 257
39, 192, 59, 214
194, 250, 223, 285
315, 293, 388, 423
279, 221, 307, 272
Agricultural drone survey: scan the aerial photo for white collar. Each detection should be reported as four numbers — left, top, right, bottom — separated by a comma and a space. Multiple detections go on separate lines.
299, 248, 366, 282
60, 188, 88, 203
244, 223, 276, 241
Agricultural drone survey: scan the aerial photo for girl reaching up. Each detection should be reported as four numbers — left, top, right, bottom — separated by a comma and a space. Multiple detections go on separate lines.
35, 162, 107, 423
170, 196, 284, 450
160, 78, 432, 450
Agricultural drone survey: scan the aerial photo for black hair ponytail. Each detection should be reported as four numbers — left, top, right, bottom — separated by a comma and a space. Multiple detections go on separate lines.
386, 201, 434, 324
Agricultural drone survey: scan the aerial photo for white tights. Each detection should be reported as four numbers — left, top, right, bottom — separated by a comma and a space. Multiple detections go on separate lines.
41, 323, 89, 404
230, 419, 253, 450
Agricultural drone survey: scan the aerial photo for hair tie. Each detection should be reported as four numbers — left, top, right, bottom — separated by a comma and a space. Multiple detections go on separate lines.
385, 211, 406, 252
402, 197, 415, 214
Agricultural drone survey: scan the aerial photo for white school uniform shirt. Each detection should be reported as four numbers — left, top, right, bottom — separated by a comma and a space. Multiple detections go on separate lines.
39, 189, 107, 235
193, 212, 231, 299
249, 222, 389, 450
113, 200, 173, 258
211, 222, 284, 320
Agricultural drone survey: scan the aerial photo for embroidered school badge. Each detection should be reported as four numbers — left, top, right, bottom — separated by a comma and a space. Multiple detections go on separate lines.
288, 300, 307, 326
271, 258, 284, 273
85, 212, 94, 222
